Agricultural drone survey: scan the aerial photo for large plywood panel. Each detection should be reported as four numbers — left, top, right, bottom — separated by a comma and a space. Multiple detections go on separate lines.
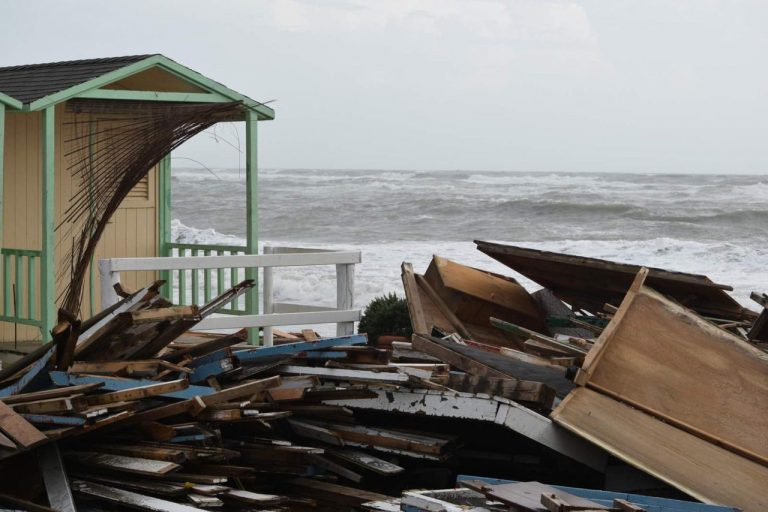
552, 388, 768, 512
578, 270, 768, 464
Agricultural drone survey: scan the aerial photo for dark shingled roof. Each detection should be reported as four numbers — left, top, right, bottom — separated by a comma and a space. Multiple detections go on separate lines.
0, 55, 156, 105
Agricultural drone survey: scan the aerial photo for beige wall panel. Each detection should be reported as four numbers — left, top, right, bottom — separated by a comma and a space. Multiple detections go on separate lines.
0, 103, 159, 341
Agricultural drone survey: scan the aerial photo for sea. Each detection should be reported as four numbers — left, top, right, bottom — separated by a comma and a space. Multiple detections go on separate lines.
171, 168, 768, 332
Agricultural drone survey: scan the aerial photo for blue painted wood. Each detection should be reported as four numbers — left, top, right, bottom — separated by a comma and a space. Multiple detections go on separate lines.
234, 334, 367, 363
22, 414, 86, 426
48, 372, 215, 399
456, 476, 738, 512
301, 351, 347, 360
0, 347, 55, 397
188, 357, 235, 384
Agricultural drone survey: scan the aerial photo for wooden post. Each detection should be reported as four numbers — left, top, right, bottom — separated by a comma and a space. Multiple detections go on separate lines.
0, 104, 4, 260
158, 153, 172, 296
336, 263, 355, 336
41, 106, 56, 341
245, 109, 259, 344
262, 246, 274, 347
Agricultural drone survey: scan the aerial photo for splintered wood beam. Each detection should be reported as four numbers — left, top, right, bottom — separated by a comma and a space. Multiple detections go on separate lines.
0, 401, 47, 448
401, 262, 429, 334
72, 480, 207, 512
38, 443, 77, 512
86, 379, 190, 405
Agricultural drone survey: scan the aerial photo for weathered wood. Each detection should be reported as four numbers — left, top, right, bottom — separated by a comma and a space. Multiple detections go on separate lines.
490, 317, 587, 357
415, 274, 473, 339
0, 400, 47, 448
285, 477, 391, 506
72, 480, 207, 512
425, 255, 547, 334
551, 387, 768, 512
67, 451, 180, 476
0, 382, 104, 404
38, 443, 77, 512
12, 395, 86, 414
577, 268, 768, 465
412, 334, 573, 398
401, 262, 429, 334
85, 378, 189, 405
476, 240, 756, 321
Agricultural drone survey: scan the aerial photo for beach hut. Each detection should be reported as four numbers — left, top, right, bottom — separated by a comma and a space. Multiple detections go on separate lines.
0, 54, 274, 342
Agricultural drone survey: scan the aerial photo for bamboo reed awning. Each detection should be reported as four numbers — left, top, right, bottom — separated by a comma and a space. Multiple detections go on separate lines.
59, 99, 246, 317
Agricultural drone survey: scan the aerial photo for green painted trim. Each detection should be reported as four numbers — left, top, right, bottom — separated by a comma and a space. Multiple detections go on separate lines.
76, 89, 232, 103
28, 55, 275, 120
0, 104, 4, 261
245, 109, 259, 343
168, 242, 245, 252
41, 107, 56, 341
158, 153, 172, 296
0, 92, 21, 110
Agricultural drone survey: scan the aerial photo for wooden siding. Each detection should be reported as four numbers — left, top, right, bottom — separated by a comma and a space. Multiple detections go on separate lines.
103, 67, 206, 93
0, 103, 159, 341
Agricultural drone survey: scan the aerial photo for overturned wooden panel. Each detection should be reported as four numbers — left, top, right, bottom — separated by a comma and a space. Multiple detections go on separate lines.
475, 240, 754, 321
578, 271, 768, 464
551, 387, 768, 512
424, 255, 548, 337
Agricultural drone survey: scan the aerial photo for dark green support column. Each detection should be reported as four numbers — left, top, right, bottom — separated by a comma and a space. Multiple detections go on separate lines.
41, 107, 56, 341
245, 110, 259, 344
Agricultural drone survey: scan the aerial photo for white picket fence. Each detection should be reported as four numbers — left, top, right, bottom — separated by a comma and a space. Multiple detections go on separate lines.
98, 246, 361, 346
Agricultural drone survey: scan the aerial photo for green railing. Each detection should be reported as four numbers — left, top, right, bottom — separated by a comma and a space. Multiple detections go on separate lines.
165, 242, 248, 314
0, 248, 42, 327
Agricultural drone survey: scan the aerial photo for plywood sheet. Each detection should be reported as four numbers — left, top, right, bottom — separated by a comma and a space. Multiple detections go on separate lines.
475, 240, 754, 321
579, 271, 768, 464
551, 388, 768, 512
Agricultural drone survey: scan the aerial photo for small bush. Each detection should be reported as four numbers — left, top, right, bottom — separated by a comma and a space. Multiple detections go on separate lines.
358, 293, 412, 344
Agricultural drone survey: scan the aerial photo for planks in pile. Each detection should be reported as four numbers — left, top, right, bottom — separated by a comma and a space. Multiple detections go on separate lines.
0, 278, 543, 511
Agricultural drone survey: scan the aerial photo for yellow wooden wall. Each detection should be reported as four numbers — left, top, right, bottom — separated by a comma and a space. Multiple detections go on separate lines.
1, 103, 159, 342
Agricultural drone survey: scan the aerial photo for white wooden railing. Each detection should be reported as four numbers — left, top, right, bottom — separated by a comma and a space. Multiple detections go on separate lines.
98, 246, 361, 346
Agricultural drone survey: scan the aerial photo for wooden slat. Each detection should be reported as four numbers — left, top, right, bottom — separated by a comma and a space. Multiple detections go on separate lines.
0, 400, 46, 448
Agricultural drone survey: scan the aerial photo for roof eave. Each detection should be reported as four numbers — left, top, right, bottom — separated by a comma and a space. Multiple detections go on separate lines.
24, 55, 275, 120
0, 91, 22, 110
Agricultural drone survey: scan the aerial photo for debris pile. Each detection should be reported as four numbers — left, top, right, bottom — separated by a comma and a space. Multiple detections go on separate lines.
0, 241, 765, 512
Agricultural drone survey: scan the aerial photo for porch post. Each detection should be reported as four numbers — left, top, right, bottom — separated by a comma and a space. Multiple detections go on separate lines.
245, 109, 259, 344
0, 104, 4, 254
158, 153, 172, 296
41, 107, 56, 340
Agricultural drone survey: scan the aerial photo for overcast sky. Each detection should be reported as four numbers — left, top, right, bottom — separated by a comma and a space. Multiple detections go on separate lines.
2, 0, 767, 173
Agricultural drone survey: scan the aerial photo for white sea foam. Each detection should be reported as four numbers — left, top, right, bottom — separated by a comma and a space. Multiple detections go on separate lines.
169, 169, 767, 336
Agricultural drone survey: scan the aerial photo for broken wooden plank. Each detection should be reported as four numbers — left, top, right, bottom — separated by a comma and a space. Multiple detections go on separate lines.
38, 443, 76, 512
0, 400, 47, 448
551, 387, 768, 512
67, 451, 180, 476
72, 480, 207, 511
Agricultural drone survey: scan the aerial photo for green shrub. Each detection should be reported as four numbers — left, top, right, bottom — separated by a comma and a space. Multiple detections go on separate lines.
358, 293, 412, 343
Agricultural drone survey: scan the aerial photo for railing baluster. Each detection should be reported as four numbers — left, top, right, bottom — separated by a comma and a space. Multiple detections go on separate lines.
14, 254, 22, 320
179, 249, 187, 305
191, 249, 199, 305
28, 256, 36, 321
204, 250, 212, 303
230, 263, 238, 310
3, 254, 10, 317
